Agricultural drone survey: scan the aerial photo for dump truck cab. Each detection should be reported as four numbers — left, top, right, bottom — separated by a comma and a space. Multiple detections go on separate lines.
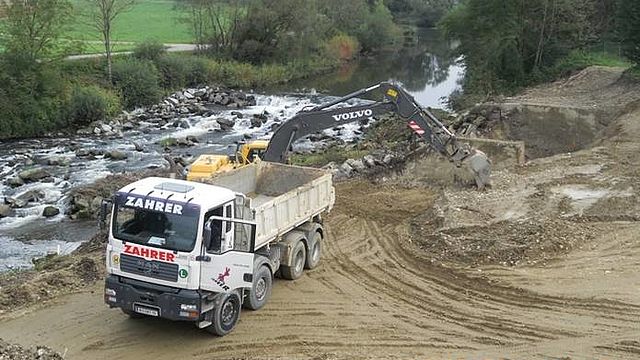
104, 177, 256, 334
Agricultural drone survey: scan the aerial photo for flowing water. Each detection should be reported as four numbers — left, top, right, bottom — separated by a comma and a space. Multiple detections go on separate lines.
0, 29, 463, 270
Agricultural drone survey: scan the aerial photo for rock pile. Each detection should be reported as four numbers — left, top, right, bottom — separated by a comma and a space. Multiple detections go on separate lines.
0, 339, 63, 360
324, 150, 403, 180
76, 87, 257, 138
445, 105, 505, 138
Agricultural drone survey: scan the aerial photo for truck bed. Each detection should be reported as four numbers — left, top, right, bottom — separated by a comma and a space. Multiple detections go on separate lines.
205, 161, 335, 249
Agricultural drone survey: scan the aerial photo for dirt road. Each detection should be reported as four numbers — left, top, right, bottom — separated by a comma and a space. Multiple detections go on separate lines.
1, 179, 639, 359
1, 66, 640, 359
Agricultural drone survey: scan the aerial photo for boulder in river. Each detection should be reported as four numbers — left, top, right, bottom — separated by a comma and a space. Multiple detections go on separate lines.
0, 204, 11, 218
216, 118, 235, 131
5, 189, 45, 208
6, 177, 25, 188
42, 206, 60, 218
18, 168, 51, 183
104, 150, 128, 161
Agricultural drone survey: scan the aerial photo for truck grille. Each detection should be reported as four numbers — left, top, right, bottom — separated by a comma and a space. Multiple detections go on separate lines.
120, 254, 179, 282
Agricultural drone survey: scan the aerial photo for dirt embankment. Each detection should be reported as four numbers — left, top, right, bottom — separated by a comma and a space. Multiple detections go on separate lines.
1, 66, 639, 359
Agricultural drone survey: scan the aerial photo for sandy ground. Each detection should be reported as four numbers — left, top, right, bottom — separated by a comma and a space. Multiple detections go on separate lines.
1, 66, 640, 359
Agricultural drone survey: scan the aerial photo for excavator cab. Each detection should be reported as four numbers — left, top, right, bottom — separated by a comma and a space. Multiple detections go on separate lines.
235, 140, 269, 165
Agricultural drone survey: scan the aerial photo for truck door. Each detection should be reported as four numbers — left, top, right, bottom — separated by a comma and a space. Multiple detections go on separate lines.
200, 203, 255, 293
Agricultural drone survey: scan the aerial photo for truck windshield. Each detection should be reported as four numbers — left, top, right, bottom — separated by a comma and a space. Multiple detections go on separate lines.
112, 195, 200, 252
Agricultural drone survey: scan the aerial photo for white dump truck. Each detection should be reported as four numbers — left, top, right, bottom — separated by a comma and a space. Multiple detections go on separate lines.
101, 161, 334, 335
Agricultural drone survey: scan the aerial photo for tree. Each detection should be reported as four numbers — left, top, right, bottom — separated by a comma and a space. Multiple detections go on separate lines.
3, 0, 72, 62
180, 0, 244, 55
617, 0, 640, 63
441, 0, 596, 94
82, 0, 136, 82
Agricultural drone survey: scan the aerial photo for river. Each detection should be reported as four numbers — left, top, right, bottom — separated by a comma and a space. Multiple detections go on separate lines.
0, 29, 463, 270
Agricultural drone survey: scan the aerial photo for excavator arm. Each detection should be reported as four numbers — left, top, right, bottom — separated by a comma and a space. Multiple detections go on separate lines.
262, 82, 492, 189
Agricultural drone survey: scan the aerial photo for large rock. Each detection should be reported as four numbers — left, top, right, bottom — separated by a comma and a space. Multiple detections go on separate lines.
363, 155, 377, 168
0, 204, 11, 218
104, 150, 128, 160
18, 168, 51, 183
216, 118, 235, 131
6, 177, 24, 188
6, 189, 45, 208
42, 206, 60, 218
345, 158, 366, 172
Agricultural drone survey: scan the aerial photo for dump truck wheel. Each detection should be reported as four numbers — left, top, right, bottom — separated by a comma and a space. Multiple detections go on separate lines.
206, 292, 241, 336
244, 265, 272, 310
281, 240, 306, 280
305, 232, 322, 269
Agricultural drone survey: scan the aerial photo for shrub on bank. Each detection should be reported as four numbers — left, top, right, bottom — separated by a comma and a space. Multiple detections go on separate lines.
68, 85, 121, 125
111, 59, 161, 109
325, 34, 360, 62
133, 41, 166, 62
156, 55, 210, 89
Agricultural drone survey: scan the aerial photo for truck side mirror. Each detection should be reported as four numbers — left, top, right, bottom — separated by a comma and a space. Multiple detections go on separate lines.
98, 198, 113, 230
203, 219, 213, 250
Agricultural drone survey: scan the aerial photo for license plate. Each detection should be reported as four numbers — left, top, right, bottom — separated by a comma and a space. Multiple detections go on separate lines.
134, 305, 159, 317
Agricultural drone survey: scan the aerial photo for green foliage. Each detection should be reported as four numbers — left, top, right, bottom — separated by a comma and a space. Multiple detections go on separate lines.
356, 0, 401, 52
3, 0, 73, 61
617, 0, 640, 63
111, 59, 161, 109
69, 85, 121, 125
133, 40, 166, 62
0, 55, 70, 139
553, 50, 631, 77
156, 55, 210, 88
385, 0, 455, 27
441, 0, 599, 95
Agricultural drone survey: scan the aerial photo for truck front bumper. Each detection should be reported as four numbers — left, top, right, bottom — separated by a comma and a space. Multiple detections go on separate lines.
105, 275, 202, 321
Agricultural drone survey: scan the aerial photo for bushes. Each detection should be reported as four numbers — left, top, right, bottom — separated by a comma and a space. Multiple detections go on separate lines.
111, 59, 161, 109
0, 57, 69, 139
133, 41, 166, 62
356, 0, 400, 52
69, 85, 121, 125
553, 50, 632, 78
324, 34, 360, 62
156, 55, 209, 89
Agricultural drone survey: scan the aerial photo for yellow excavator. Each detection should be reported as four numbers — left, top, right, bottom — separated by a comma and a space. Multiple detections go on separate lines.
187, 140, 269, 181
187, 82, 492, 189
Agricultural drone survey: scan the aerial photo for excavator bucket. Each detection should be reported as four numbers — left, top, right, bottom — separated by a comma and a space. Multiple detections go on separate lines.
464, 150, 492, 190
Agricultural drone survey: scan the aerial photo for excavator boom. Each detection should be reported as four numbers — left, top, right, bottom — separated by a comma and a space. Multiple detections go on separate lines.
263, 82, 492, 189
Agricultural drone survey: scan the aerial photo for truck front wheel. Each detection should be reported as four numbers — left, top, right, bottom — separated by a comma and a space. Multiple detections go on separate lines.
244, 265, 272, 310
206, 292, 241, 336
280, 240, 306, 280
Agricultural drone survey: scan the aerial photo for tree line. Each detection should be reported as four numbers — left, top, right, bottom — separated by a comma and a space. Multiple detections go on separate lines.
440, 0, 640, 98
0, 0, 402, 139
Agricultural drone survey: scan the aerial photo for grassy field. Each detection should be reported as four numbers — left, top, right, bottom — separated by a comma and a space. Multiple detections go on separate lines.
66, 0, 193, 44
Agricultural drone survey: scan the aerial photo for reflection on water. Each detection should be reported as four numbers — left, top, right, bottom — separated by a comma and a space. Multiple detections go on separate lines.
280, 28, 463, 108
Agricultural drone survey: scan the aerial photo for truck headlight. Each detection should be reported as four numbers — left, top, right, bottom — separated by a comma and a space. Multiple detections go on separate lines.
180, 304, 199, 319
105, 288, 117, 296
